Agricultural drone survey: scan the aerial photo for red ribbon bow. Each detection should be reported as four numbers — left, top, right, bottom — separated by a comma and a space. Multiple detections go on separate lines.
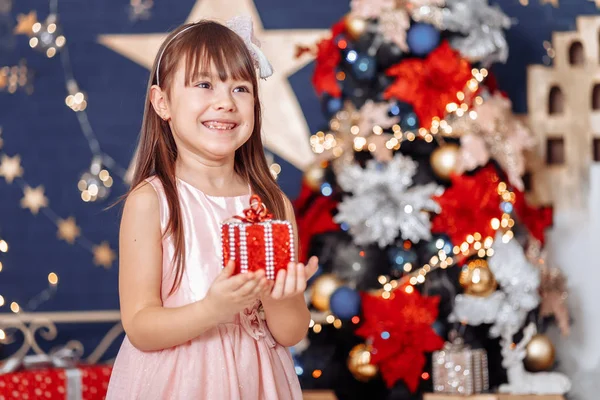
234, 195, 273, 223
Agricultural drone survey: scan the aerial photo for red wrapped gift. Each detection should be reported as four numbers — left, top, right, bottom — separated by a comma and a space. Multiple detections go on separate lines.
221, 195, 295, 280
0, 364, 112, 400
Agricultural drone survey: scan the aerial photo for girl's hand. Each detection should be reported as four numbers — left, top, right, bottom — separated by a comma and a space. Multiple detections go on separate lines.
267, 256, 319, 300
204, 260, 270, 322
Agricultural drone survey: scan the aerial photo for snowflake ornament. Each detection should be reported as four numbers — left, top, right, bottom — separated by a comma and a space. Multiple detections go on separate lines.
335, 154, 443, 248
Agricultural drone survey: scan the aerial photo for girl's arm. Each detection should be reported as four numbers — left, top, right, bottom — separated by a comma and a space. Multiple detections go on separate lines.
119, 183, 266, 352
261, 195, 314, 347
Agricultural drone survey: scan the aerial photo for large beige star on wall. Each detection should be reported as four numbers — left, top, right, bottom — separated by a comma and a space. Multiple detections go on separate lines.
99, 0, 327, 172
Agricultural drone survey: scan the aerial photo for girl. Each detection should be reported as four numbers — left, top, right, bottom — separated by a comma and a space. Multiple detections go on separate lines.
107, 17, 318, 400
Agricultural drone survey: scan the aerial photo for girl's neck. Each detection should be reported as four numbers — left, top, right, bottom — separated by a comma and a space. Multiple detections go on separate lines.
174, 155, 247, 197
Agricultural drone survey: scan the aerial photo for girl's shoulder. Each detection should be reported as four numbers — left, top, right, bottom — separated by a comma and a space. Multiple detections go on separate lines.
127, 178, 161, 212
121, 178, 162, 235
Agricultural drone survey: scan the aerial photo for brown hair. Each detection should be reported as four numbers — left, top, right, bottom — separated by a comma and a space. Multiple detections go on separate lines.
127, 21, 286, 295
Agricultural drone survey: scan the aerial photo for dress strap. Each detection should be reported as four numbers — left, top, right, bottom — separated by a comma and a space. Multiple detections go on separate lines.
145, 176, 169, 233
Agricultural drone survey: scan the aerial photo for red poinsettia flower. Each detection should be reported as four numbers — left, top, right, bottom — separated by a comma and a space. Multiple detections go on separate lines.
356, 289, 444, 391
312, 19, 346, 98
513, 187, 553, 245
431, 165, 502, 245
293, 180, 340, 263
384, 41, 472, 129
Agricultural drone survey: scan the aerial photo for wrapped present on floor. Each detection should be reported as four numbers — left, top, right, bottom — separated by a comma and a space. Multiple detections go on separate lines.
0, 364, 112, 400
432, 334, 489, 395
424, 395, 566, 400
221, 195, 295, 280
0, 348, 112, 399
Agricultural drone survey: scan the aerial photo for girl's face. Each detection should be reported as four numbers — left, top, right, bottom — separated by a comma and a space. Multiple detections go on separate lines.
153, 58, 255, 163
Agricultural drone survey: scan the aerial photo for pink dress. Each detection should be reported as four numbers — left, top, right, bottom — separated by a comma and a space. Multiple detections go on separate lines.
106, 176, 302, 400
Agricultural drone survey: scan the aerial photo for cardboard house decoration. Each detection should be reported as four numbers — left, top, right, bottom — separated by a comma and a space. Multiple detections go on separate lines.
527, 15, 600, 210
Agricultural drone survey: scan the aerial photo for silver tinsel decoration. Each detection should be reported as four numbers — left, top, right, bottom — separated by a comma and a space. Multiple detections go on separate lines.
410, 0, 446, 28
488, 232, 541, 315
334, 154, 443, 248
442, 0, 512, 65
449, 233, 540, 337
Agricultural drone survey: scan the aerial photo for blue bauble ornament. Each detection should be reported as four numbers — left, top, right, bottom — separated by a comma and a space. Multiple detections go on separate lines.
387, 247, 418, 274
329, 286, 361, 319
351, 54, 377, 80
407, 23, 440, 56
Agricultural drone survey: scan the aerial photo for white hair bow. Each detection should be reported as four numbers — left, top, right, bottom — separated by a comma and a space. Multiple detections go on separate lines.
226, 15, 274, 79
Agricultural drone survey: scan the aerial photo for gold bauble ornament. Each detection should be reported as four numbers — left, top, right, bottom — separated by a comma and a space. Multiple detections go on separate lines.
347, 343, 378, 381
345, 15, 367, 40
311, 273, 343, 311
524, 334, 556, 372
430, 143, 460, 180
304, 162, 326, 191
459, 259, 498, 297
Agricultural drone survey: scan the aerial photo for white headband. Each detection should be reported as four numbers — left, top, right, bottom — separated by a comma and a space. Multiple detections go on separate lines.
155, 16, 273, 86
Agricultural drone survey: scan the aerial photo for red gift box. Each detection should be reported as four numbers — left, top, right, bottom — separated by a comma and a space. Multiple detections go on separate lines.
221, 195, 295, 280
0, 365, 112, 400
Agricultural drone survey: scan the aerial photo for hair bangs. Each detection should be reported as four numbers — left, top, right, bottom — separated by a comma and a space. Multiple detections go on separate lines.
178, 23, 256, 87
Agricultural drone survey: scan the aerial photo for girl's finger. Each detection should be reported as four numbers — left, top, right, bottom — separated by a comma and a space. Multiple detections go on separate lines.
235, 275, 260, 297
283, 263, 297, 296
252, 277, 268, 297
296, 262, 306, 293
305, 256, 319, 280
270, 269, 287, 299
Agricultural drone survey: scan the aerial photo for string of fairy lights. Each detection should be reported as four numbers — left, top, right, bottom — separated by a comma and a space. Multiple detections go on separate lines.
13, 0, 129, 203
310, 68, 488, 158
0, 128, 116, 324
0, 0, 127, 328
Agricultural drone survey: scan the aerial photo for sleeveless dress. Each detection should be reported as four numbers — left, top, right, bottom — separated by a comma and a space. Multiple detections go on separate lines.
106, 176, 302, 400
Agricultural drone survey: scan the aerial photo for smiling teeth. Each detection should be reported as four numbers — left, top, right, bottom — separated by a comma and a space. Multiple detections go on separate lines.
204, 121, 236, 130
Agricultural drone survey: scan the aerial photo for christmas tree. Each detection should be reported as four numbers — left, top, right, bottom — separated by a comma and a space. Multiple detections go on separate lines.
293, 1, 571, 399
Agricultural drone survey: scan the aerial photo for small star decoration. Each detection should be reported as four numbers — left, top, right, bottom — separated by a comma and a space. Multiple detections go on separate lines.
0, 154, 24, 183
57, 216, 81, 245
93, 241, 116, 268
13, 11, 37, 36
20, 185, 48, 215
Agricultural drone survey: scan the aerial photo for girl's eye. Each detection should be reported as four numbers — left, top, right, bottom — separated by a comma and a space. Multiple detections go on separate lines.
234, 86, 251, 93
196, 82, 211, 89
